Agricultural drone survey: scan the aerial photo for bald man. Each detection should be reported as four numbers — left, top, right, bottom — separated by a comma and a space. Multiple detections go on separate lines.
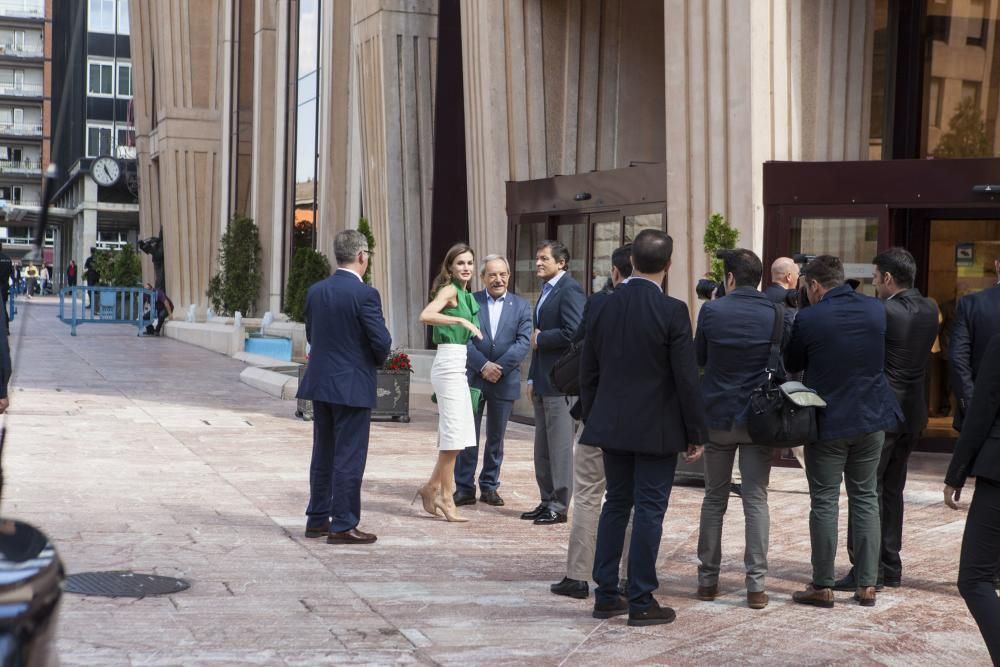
763, 257, 799, 304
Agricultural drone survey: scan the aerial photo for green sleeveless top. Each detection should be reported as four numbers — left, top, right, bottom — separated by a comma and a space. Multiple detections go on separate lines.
432, 279, 480, 345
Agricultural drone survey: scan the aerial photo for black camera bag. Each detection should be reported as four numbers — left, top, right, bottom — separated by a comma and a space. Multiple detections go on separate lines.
548, 339, 583, 396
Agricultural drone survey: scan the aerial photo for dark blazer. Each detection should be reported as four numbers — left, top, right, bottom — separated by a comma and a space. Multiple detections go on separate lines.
696, 287, 793, 431
528, 272, 586, 396
0, 307, 9, 399
466, 290, 532, 401
579, 279, 708, 455
945, 335, 1000, 487
883, 289, 939, 434
297, 269, 392, 409
763, 282, 792, 304
784, 283, 902, 441
950, 283, 1000, 429
572, 288, 613, 345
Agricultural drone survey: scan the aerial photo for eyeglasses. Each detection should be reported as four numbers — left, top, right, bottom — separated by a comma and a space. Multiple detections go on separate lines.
360, 249, 374, 257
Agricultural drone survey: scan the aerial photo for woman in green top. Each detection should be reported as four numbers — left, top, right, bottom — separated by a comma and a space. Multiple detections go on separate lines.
416, 243, 483, 522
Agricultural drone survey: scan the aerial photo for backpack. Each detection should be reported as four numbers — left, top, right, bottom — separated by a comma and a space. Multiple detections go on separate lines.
548, 339, 583, 395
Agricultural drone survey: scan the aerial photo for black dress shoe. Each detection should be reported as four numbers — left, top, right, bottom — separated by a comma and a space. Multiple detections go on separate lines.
520, 504, 547, 520
533, 509, 568, 525
592, 595, 628, 619
453, 492, 477, 506
832, 572, 857, 591
627, 599, 676, 626
551, 577, 588, 599
304, 520, 331, 538
480, 489, 504, 506
327, 528, 377, 545
882, 578, 901, 588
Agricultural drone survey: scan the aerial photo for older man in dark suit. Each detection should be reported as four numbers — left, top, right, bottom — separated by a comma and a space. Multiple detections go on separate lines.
454, 254, 532, 507
522, 240, 586, 526
950, 251, 1000, 431
297, 229, 392, 545
580, 230, 707, 626
785, 255, 902, 608
834, 248, 938, 591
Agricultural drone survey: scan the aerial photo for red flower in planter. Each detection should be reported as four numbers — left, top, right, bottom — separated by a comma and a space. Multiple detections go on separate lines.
382, 349, 414, 373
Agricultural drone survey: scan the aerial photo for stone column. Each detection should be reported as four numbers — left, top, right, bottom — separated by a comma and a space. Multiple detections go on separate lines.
664, 0, 872, 306
353, 0, 437, 348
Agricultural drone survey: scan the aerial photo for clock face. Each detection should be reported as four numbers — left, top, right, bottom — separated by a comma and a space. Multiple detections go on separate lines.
92, 157, 121, 186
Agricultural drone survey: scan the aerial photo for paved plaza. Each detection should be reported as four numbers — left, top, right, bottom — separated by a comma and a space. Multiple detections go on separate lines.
2, 300, 991, 665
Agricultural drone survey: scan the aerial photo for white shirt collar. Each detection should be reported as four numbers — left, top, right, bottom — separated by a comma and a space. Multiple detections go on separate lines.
629, 276, 663, 292
487, 291, 507, 304
338, 268, 363, 282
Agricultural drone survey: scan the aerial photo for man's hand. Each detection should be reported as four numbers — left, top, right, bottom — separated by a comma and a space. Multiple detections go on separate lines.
944, 484, 962, 510
683, 444, 703, 464
481, 362, 503, 384
0, 397, 9, 414
531, 329, 540, 350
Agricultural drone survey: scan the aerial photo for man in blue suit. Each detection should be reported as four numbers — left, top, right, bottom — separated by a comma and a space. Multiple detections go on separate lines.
785, 255, 902, 608
297, 229, 392, 545
950, 252, 1000, 431
580, 230, 707, 626
454, 254, 532, 507
522, 241, 586, 525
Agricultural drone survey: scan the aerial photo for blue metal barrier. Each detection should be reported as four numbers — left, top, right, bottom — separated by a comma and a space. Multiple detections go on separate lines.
58, 286, 157, 336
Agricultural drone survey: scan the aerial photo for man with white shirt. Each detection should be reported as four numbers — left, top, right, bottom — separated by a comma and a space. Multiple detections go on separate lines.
522, 241, 586, 525
455, 255, 532, 507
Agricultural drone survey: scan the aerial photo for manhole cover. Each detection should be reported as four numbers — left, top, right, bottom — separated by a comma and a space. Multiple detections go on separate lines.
64, 571, 190, 597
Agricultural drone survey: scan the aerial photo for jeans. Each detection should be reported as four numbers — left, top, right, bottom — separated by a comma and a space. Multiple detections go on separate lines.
804, 431, 883, 588
958, 477, 1000, 665
593, 449, 677, 610
697, 426, 772, 592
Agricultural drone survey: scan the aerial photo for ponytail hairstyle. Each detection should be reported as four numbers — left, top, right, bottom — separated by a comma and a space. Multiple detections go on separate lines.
430, 243, 475, 300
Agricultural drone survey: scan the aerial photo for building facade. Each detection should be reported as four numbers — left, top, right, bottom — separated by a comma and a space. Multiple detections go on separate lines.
131, 0, 1000, 348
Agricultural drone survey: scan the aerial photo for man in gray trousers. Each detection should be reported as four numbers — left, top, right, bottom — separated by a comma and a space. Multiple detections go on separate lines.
522, 240, 586, 526
694, 249, 793, 610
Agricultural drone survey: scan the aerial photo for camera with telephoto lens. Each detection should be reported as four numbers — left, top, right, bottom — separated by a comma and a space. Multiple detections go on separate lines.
695, 249, 735, 300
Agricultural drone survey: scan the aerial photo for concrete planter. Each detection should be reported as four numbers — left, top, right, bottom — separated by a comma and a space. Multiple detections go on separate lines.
372, 370, 411, 422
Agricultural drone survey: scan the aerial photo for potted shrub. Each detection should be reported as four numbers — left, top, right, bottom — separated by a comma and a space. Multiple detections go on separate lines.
287, 247, 331, 422
372, 349, 412, 422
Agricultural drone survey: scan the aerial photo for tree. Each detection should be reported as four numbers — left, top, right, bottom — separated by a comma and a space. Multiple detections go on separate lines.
703, 212, 740, 283
933, 97, 991, 158
284, 247, 331, 322
92, 245, 142, 287
357, 217, 375, 284
207, 213, 263, 316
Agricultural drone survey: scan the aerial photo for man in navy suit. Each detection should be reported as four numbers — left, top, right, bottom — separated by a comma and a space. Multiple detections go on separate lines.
454, 254, 532, 507
950, 252, 1000, 431
580, 230, 707, 626
785, 255, 902, 608
695, 249, 793, 611
297, 229, 392, 545
522, 241, 586, 526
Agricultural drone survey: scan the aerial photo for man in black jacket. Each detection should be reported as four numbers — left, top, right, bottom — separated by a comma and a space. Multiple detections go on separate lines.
763, 256, 799, 304
580, 230, 707, 626
950, 251, 1000, 431
944, 334, 1000, 665
834, 248, 938, 591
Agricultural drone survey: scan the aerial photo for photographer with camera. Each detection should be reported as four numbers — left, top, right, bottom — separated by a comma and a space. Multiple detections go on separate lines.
694, 249, 793, 610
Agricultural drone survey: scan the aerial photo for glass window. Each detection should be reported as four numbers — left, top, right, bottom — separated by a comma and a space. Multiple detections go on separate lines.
88, 0, 115, 33
590, 220, 620, 294
624, 212, 664, 242
922, 0, 1000, 157
789, 217, 880, 296
289, 0, 322, 261
88, 61, 113, 95
87, 124, 113, 157
117, 126, 134, 147
117, 0, 130, 35
117, 63, 132, 97
555, 221, 588, 289
868, 0, 890, 159
513, 221, 547, 304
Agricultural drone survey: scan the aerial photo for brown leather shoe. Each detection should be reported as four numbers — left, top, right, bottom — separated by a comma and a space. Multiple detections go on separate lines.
326, 528, 377, 545
304, 520, 331, 538
697, 584, 718, 601
792, 585, 834, 608
747, 591, 769, 609
854, 586, 876, 607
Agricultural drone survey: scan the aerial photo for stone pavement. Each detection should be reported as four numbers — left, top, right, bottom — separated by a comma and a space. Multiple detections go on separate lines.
2, 300, 991, 665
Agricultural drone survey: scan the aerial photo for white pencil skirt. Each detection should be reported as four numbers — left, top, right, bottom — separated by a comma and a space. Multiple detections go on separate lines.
431, 344, 476, 451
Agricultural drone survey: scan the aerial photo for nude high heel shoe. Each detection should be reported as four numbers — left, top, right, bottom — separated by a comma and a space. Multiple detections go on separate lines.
433, 489, 469, 523
412, 484, 440, 517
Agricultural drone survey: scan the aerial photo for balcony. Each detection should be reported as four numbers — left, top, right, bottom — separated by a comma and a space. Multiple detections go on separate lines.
0, 1, 44, 21
0, 81, 41, 98
0, 43, 42, 59
0, 159, 40, 176
0, 121, 41, 137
